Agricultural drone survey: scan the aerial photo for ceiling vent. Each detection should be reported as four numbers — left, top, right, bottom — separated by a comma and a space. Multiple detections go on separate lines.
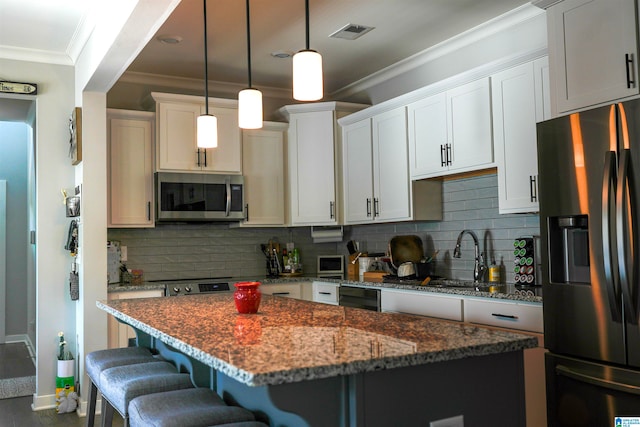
329, 23, 374, 40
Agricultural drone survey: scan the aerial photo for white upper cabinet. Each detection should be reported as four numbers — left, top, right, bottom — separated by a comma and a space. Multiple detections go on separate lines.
408, 78, 493, 180
107, 109, 155, 228
152, 92, 241, 174
372, 107, 412, 222
491, 57, 550, 214
287, 110, 338, 225
342, 119, 374, 223
548, 0, 639, 113
341, 107, 442, 225
200, 104, 242, 174
241, 122, 287, 226
280, 102, 367, 226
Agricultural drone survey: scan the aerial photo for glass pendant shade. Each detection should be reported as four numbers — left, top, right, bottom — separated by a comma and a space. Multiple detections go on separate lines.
293, 49, 323, 101
238, 88, 263, 129
197, 114, 218, 148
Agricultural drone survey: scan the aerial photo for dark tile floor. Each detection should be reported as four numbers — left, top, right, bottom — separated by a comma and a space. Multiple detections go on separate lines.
0, 343, 123, 426
0, 396, 124, 427
0, 343, 35, 379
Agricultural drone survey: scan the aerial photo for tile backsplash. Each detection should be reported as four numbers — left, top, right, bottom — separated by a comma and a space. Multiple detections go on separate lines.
107, 171, 540, 284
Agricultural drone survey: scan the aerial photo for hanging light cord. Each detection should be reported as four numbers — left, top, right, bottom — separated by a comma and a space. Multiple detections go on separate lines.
203, 0, 210, 115
246, 0, 252, 88
304, 0, 310, 50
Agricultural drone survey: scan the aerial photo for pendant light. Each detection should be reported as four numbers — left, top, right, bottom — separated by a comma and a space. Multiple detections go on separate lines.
197, 0, 218, 148
292, 0, 323, 101
238, 0, 263, 129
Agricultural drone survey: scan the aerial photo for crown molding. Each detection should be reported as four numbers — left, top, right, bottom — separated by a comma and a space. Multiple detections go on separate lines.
119, 71, 292, 101
0, 45, 74, 66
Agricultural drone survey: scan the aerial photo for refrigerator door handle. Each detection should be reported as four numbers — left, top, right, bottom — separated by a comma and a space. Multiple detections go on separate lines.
616, 149, 638, 324
602, 150, 623, 322
556, 364, 640, 395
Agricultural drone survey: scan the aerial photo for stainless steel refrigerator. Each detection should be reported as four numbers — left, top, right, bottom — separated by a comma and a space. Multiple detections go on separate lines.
538, 100, 640, 426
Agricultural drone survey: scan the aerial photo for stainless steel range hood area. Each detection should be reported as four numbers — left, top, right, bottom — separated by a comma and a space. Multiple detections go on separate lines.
155, 172, 245, 222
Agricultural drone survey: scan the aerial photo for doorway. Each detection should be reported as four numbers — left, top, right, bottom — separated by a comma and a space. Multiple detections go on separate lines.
0, 95, 37, 398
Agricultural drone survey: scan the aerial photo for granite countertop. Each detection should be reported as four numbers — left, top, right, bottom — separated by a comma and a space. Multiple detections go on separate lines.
107, 276, 542, 304
263, 276, 543, 304
97, 294, 537, 387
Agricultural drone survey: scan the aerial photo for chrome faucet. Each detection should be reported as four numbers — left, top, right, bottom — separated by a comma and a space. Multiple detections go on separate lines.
453, 230, 485, 282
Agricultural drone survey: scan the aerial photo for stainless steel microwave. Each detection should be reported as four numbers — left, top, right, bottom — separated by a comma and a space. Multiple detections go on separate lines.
317, 255, 345, 279
155, 172, 244, 221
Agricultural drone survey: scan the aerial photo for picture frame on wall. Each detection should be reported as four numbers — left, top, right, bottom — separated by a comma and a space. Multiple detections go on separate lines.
69, 107, 82, 165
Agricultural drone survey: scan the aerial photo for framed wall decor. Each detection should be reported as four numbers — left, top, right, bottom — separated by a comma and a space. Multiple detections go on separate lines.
69, 107, 82, 165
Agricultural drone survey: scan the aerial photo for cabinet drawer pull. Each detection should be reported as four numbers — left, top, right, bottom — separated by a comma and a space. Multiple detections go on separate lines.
272, 292, 290, 296
491, 313, 519, 320
319, 291, 332, 295
529, 175, 537, 202
626, 53, 635, 89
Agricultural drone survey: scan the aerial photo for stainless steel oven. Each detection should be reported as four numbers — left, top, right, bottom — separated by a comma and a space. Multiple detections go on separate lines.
158, 278, 232, 296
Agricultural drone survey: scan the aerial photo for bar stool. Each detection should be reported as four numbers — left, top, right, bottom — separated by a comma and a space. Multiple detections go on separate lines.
128, 388, 263, 427
85, 347, 157, 427
99, 361, 194, 427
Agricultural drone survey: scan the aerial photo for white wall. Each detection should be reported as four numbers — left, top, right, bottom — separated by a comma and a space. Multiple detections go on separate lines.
0, 58, 77, 408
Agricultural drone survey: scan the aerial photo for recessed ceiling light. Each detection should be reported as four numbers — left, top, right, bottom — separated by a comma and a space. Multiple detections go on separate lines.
271, 50, 293, 59
157, 35, 183, 44
329, 23, 375, 40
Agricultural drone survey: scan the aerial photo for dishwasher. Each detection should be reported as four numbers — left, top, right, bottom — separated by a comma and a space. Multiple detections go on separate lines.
338, 285, 380, 311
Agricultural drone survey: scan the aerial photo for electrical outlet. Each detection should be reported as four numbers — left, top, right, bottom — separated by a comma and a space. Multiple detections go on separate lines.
429, 415, 464, 427
120, 246, 127, 262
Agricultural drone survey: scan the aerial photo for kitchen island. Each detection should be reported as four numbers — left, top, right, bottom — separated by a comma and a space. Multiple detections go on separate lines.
98, 293, 537, 426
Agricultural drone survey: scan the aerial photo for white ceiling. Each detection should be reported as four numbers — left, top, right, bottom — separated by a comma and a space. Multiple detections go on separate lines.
0, 0, 531, 117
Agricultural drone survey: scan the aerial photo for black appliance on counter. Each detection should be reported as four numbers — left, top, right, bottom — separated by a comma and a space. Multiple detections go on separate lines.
537, 99, 640, 425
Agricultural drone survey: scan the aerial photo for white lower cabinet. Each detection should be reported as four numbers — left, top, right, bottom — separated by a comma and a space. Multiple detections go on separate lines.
380, 288, 464, 322
464, 298, 545, 427
262, 283, 303, 300
463, 298, 543, 333
107, 289, 165, 348
312, 281, 339, 305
